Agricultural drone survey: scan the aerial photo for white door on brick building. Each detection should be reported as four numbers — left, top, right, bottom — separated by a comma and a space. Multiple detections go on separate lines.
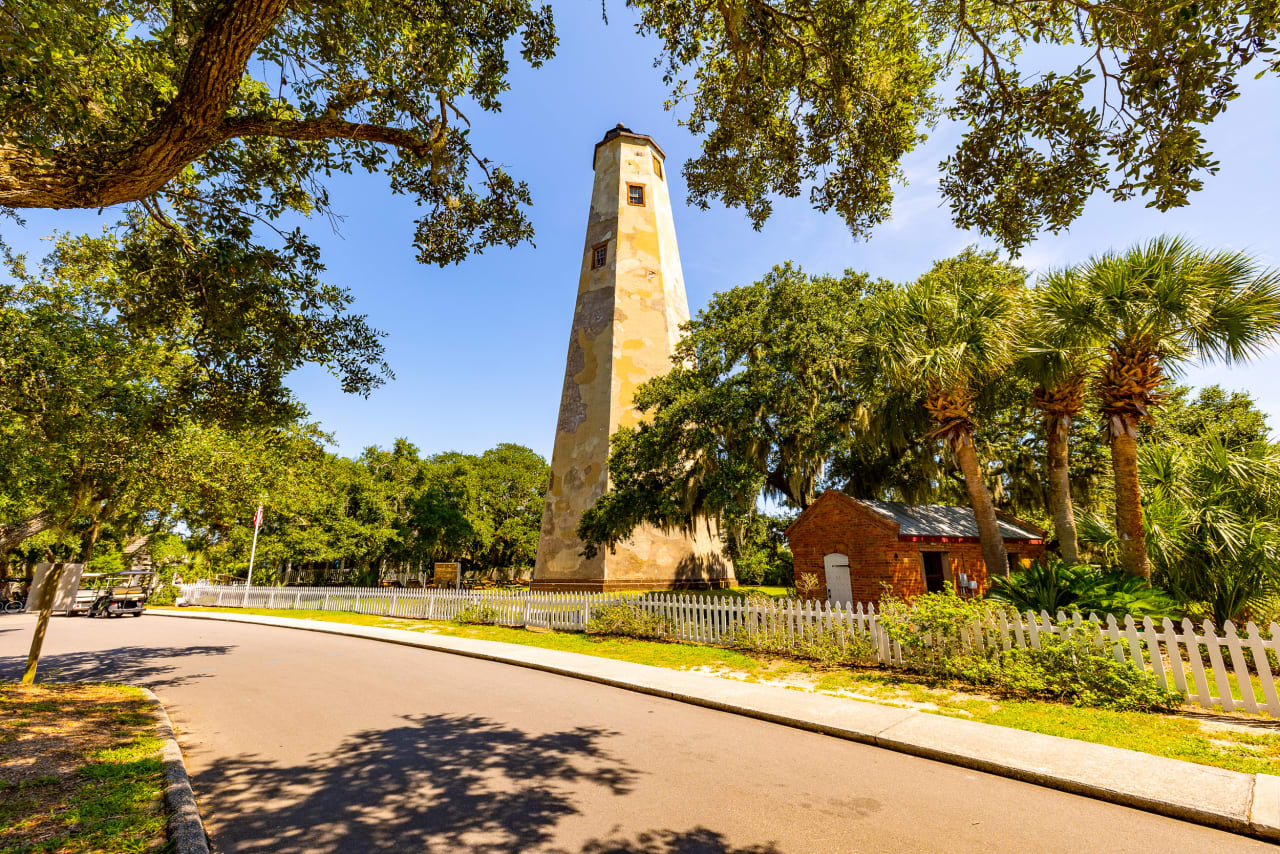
823, 553, 852, 605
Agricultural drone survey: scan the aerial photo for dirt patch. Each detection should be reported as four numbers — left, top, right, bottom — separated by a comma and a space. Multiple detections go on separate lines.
0, 682, 166, 852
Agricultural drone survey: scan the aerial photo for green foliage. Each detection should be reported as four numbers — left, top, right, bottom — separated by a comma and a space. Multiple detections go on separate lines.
722, 511, 794, 587
453, 601, 500, 626
993, 633, 1183, 713
586, 603, 675, 640
148, 584, 179, 606
987, 560, 1180, 619
728, 620, 876, 668
630, 1, 1280, 252
580, 264, 885, 555
194, 440, 548, 582
881, 589, 1180, 711
863, 249, 1028, 397
880, 586, 1014, 672
2, 0, 556, 262
1140, 435, 1280, 625
85, 550, 125, 575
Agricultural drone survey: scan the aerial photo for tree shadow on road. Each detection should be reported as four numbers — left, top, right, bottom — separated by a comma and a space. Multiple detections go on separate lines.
568, 828, 784, 853
0, 643, 234, 688
197, 712, 641, 853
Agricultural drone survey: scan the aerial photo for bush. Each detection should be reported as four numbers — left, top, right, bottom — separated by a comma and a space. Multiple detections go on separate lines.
987, 559, 1179, 619
729, 621, 876, 668
586, 603, 674, 640
880, 585, 1012, 675
996, 631, 1183, 712
454, 602, 499, 625
880, 588, 1181, 712
148, 584, 179, 606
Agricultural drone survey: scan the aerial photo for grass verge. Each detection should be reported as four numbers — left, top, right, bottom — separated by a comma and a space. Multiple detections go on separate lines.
0, 682, 166, 853
158, 605, 1280, 776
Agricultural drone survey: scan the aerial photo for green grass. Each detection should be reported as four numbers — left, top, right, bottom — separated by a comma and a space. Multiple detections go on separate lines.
0, 683, 166, 853
158, 605, 1280, 776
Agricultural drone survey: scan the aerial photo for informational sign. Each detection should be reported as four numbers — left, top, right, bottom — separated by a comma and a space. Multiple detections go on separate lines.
433, 562, 462, 588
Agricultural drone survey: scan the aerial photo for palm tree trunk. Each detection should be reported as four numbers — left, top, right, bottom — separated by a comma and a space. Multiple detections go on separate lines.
1109, 421, 1151, 579
951, 432, 1009, 580
1045, 416, 1080, 564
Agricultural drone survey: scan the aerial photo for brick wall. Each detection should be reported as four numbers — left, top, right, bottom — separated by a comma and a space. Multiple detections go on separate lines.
787, 492, 1046, 605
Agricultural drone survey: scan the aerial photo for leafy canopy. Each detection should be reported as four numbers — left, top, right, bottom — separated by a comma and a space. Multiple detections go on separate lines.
629, 0, 1280, 252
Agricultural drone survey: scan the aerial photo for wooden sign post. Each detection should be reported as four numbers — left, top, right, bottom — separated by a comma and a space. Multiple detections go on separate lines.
433, 562, 462, 589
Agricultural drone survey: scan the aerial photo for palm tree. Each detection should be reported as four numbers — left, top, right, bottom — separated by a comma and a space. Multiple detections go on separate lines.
1066, 237, 1280, 578
1023, 268, 1102, 565
865, 250, 1027, 579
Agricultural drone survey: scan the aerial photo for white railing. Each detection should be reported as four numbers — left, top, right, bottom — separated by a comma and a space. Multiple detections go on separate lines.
177, 584, 1279, 716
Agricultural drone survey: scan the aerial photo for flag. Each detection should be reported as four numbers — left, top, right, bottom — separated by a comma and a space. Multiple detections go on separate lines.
252, 504, 264, 529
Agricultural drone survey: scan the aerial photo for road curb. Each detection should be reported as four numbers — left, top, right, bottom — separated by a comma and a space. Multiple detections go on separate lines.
154, 608, 1279, 843
140, 687, 210, 854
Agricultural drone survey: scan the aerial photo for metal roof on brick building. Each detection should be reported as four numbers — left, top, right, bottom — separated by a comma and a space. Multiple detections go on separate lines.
860, 500, 1043, 540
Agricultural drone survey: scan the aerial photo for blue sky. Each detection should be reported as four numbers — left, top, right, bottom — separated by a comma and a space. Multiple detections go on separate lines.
8, 8, 1280, 459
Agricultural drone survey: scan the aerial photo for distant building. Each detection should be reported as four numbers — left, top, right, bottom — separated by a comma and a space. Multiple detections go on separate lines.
785, 491, 1046, 604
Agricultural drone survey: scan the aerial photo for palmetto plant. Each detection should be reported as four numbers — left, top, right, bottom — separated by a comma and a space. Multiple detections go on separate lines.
986, 559, 1178, 619
864, 250, 1026, 578
1140, 437, 1280, 625
1042, 237, 1280, 578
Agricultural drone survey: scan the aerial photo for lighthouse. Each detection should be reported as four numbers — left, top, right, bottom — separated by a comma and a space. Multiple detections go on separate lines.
531, 125, 733, 591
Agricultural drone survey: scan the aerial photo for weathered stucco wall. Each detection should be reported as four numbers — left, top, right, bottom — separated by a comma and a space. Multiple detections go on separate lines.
532, 130, 733, 590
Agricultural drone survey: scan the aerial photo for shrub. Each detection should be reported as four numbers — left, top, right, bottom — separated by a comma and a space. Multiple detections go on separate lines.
729, 622, 876, 668
148, 584, 179, 606
879, 587, 1181, 712
996, 631, 1183, 712
879, 585, 1012, 675
586, 603, 674, 640
987, 559, 1179, 619
454, 602, 499, 625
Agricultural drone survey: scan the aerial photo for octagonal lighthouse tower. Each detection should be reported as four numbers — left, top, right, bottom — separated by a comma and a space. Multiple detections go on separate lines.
531, 125, 734, 591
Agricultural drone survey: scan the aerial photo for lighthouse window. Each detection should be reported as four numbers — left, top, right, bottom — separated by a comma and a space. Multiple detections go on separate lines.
627, 183, 646, 206
591, 242, 607, 269
652, 155, 663, 180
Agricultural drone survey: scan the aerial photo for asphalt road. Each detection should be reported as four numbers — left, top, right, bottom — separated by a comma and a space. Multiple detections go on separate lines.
0, 612, 1270, 853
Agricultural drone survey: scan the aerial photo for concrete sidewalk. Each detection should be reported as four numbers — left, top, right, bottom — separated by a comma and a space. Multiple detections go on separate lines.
153, 608, 1280, 842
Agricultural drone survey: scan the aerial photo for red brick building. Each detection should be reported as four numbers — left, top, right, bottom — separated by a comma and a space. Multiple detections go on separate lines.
785, 491, 1047, 604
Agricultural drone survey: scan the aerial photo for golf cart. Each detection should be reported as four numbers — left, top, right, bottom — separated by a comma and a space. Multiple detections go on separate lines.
71, 569, 155, 617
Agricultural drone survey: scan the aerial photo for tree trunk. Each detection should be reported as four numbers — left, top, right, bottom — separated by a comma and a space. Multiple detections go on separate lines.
79, 520, 102, 563
1044, 415, 1080, 564
0, 510, 57, 552
1109, 420, 1151, 579
951, 432, 1009, 580
22, 563, 65, 684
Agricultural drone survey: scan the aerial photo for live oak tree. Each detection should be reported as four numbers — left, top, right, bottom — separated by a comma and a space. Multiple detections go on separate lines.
628, 0, 1280, 251
1, 0, 556, 376
1, 0, 555, 260
6, 1, 1278, 278
578, 264, 882, 557
0, 228, 387, 552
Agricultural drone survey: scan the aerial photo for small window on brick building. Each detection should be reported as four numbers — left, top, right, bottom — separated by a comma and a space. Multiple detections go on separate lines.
627, 183, 645, 206
591, 242, 607, 269
1007, 552, 1022, 574
652, 155, 663, 180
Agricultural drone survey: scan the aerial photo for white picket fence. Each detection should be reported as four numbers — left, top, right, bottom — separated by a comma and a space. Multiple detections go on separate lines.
177, 584, 1279, 716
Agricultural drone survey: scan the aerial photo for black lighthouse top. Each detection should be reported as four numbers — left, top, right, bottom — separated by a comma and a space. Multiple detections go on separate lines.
593, 123, 666, 168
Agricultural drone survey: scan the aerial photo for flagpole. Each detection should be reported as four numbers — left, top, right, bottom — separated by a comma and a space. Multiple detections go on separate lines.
246, 504, 263, 588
